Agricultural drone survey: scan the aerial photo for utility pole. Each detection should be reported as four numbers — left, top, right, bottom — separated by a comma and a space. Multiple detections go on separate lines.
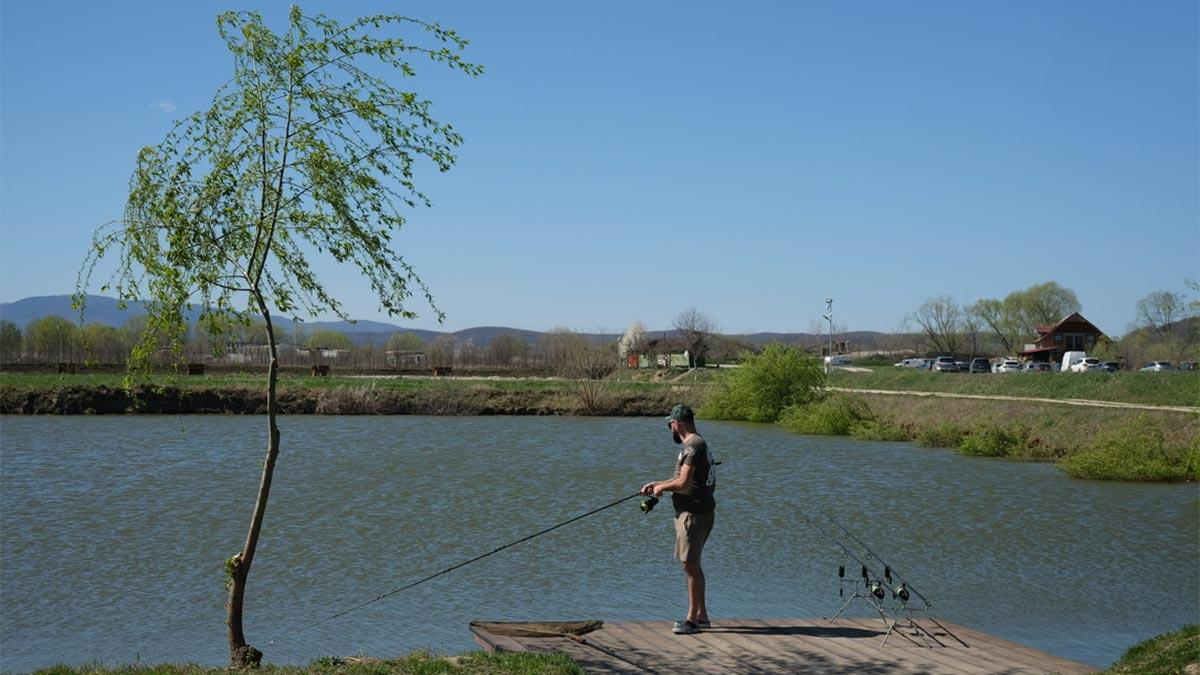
823, 298, 834, 373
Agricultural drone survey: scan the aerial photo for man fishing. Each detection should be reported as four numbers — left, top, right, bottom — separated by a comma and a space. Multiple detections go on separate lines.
640, 403, 716, 635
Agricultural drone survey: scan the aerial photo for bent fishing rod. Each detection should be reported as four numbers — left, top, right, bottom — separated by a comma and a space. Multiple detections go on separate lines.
268, 490, 644, 647
819, 510, 932, 609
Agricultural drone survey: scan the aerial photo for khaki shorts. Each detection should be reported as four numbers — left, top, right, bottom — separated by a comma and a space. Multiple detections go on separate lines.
674, 509, 715, 564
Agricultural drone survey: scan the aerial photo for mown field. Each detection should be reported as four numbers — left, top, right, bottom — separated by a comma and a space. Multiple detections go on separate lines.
826, 367, 1200, 407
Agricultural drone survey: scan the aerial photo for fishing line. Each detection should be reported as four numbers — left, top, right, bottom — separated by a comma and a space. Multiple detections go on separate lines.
266, 490, 642, 648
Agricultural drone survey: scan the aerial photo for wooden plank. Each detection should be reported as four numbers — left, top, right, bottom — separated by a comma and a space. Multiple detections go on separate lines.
565, 627, 667, 674
836, 617, 992, 674
686, 622, 796, 674
469, 617, 1096, 675
931, 621, 1096, 674
735, 617, 901, 672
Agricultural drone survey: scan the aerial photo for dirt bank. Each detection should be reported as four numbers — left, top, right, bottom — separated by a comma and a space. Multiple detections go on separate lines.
0, 382, 687, 416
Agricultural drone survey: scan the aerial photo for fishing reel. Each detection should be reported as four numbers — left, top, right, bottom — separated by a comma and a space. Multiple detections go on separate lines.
640, 496, 659, 514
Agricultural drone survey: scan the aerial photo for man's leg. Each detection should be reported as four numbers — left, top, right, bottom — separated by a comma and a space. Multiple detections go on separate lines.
682, 561, 705, 623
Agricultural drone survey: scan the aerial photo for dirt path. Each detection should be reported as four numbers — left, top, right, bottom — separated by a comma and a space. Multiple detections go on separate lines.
828, 387, 1199, 414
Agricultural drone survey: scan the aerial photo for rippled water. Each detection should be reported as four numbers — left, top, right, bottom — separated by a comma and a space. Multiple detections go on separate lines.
1, 415, 1196, 671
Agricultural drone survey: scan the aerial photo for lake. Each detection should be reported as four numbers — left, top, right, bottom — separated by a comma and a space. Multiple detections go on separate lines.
1, 415, 1196, 672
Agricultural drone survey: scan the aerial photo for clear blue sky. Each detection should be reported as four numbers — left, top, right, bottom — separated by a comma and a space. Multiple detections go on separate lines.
2, 1, 1197, 335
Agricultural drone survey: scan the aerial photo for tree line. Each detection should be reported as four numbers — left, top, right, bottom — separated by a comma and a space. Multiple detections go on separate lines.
902, 280, 1199, 364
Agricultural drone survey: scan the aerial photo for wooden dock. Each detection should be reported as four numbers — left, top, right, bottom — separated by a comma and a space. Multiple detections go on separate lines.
470, 617, 1097, 674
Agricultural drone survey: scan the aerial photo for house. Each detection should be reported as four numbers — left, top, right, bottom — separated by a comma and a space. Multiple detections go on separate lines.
1018, 312, 1105, 363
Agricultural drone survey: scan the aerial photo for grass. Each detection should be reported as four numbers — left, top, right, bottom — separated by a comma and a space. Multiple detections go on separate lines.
825, 367, 1200, 407
1105, 624, 1199, 674
1059, 416, 1200, 482
777, 392, 1199, 481
30, 652, 583, 675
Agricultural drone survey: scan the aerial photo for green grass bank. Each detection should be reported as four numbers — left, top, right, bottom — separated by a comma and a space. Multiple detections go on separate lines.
699, 350, 1199, 483
826, 367, 1200, 407
1105, 624, 1199, 675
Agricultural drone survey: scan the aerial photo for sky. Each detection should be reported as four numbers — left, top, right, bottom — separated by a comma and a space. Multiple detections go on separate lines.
2, 1, 1197, 335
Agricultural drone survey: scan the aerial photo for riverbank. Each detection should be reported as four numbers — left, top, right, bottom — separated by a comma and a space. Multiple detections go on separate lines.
0, 373, 696, 416
3, 370, 1196, 482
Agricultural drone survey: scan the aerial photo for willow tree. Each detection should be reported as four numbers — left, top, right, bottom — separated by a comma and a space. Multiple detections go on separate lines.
76, 8, 480, 667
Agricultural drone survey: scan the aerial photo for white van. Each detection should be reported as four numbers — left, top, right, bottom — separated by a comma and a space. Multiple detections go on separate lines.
1060, 351, 1087, 372
824, 355, 851, 367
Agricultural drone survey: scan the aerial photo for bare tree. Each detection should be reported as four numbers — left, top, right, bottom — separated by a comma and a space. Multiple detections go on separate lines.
486, 332, 529, 367
1135, 291, 1187, 338
673, 307, 716, 366
907, 295, 963, 355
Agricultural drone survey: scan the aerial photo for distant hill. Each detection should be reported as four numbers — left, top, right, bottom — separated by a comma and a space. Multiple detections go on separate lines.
0, 295, 146, 327
0, 294, 888, 349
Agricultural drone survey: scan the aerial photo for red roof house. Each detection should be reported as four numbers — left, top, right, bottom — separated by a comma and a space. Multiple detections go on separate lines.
1018, 312, 1105, 363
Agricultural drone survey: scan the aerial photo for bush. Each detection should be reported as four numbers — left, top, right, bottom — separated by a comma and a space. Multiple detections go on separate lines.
915, 421, 967, 448
778, 394, 873, 436
959, 426, 1029, 458
700, 344, 824, 423
1059, 415, 1200, 482
1106, 624, 1199, 674
850, 419, 911, 442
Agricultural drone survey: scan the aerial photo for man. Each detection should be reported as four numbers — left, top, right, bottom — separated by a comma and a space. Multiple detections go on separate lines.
640, 403, 716, 635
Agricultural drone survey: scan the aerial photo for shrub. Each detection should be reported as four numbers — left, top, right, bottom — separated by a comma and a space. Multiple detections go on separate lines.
778, 394, 873, 436
1106, 624, 1199, 675
959, 426, 1029, 458
850, 419, 911, 442
701, 344, 824, 423
915, 421, 967, 448
1059, 415, 1200, 482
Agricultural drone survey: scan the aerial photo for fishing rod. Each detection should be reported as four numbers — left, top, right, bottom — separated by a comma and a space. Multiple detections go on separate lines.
268, 490, 644, 648
799, 511, 893, 620
819, 510, 932, 610
799, 511, 880, 588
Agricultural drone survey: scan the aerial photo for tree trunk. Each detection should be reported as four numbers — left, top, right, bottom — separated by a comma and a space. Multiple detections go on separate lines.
227, 307, 281, 668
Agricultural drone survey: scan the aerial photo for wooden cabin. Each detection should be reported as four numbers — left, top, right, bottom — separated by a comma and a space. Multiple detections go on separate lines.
1018, 312, 1105, 363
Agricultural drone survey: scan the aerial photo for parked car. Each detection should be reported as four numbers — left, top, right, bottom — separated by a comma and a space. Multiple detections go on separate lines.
1060, 351, 1088, 373
895, 358, 929, 369
933, 356, 959, 373
996, 359, 1022, 373
1100, 361, 1120, 372
1069, 357, 1105, 373
824, 355, 851, 367
956, 361, 970, 372
1023, 362, 1054, 372
969, 357, 991, 373
1141, 361, 1175, 372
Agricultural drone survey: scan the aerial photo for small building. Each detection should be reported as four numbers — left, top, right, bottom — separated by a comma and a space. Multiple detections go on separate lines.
1018, 312, 1105, 364
386, 350, 427, 368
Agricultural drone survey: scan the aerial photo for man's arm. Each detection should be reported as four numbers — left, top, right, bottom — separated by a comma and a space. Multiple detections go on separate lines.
640, 463, 694, 498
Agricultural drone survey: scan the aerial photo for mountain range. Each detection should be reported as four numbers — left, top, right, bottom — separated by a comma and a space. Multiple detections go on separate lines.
0, 294, 884, 348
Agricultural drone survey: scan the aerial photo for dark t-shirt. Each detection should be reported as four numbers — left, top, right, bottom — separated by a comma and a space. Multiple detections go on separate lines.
672, 434, 716, 513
